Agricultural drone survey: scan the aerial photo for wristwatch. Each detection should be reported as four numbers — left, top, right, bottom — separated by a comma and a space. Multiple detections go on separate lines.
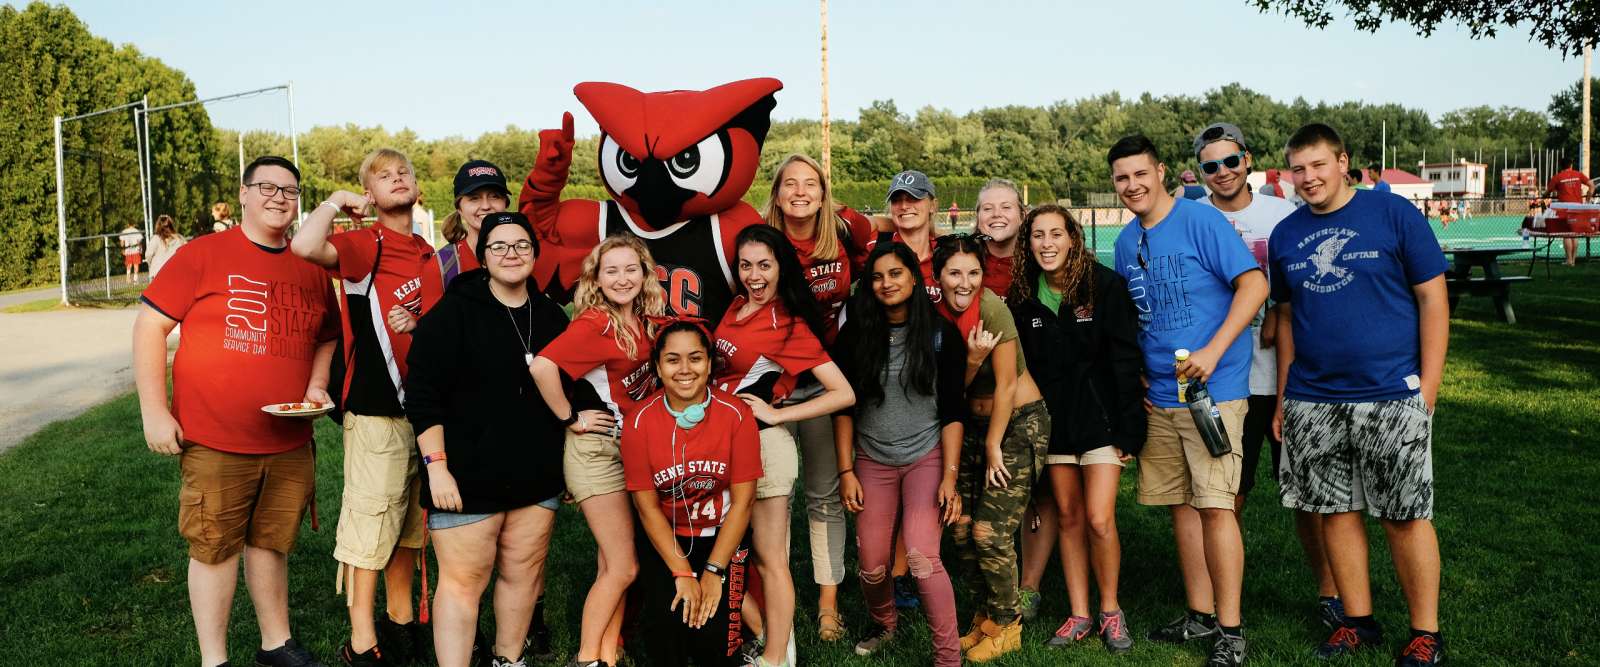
702, 561, 727, 578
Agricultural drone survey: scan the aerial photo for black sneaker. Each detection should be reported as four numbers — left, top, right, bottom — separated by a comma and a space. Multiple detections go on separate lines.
1317, 597, 1348, 630
854, 623, 895, 656
1314, 624, 1385, 659
376, 616, 423, 666
1396, 634, 1445, 666
893, 575, 920, 609
338, 641, 390, 667
1148, 612, 1218, 643
1207, 631, 1247, 667
529, 599, 554, 662
256, 638, 324, 667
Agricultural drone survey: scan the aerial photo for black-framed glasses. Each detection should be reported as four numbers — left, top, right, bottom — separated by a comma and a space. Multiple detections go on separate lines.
1198, 151, 1245, 175
486, 240, 534, 257
245, 182, 301, 199
1137, 228, 1149, 270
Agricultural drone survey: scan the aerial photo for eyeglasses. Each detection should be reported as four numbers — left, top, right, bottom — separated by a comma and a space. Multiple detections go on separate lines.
486, 240, 534, 257
1198, 151, 1245, 175
245, 182, 301, 199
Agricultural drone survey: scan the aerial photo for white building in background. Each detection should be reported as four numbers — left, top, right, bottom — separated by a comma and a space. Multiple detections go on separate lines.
1420, 160, 1487, 198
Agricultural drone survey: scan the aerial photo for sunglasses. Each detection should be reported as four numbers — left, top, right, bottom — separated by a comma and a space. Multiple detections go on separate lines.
1137, 228, 1149, 270
1198, 151, 1246, 175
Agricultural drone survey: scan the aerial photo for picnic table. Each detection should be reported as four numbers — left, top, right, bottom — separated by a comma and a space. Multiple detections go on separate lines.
1526, 231, 1597, 277
1442, 245, 1531, 324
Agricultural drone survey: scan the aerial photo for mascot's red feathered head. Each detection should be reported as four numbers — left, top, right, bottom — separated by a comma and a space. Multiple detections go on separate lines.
577, 78, 782, 230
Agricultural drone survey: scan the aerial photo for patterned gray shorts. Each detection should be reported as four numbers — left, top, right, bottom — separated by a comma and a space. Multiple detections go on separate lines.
1280, 394, 1434, 520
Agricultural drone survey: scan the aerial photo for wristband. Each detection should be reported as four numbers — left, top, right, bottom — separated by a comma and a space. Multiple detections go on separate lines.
319, 200, 339, 212
837, 468, 854, 479
702, 561, 726, 578
671, 570, 695, 579
422, 452, 447, 465
558, 410, 578, 427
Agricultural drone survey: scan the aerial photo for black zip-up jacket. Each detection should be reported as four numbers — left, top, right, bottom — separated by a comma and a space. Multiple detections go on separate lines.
405, 269, 569, 513
1011, 263, 1147, 456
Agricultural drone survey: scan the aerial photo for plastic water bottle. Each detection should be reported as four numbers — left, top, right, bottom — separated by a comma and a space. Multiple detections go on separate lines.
1175, 349, 1232, 457
1521, 227, 1531, 248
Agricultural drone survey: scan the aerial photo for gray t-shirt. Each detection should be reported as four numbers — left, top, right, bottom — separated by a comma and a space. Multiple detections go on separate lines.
855, 325, 942, 466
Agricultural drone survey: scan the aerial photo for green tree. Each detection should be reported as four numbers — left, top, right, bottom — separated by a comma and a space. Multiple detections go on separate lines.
1250, 0, 1597, 56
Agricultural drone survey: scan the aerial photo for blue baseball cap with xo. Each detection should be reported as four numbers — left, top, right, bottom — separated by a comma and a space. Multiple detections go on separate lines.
886, 170, 936, 200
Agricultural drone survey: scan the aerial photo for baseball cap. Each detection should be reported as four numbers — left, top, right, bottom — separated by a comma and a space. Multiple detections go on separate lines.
886, 170, 936, 200
475, 211, 538, 260
1193, 122, 1248, 157
454, 159, 510, 199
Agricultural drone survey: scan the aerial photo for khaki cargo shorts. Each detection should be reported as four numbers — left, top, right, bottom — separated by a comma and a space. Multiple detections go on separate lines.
333, 414, 425, 571
179, 443, 314, 564
756, 425, 799, 499
563, 429, 627, 504
1136, 400, 1246, 510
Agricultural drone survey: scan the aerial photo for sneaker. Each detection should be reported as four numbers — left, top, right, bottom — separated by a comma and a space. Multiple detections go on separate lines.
1045, 615, 1093, 647
376, 616, 422, 666
256, 638, 324, 667
1018, 588, 1042, 621
1098, 610, 1134, 654
893, 575, 920, 609
529, 600, 554, 662
738, 635, 765, 665
1206, 631, 1247, 667
1148, 612, 1218, 643
337, 641, 389, 667
1396, 634, 1445, 666
1317, 597, 1348, 630
491, 657, 529, 667
854, 624, 895, 656
964, 618, 1022, 662
1314, 624, 1385, 659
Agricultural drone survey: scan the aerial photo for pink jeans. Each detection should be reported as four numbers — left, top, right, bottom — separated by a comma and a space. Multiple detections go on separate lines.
855, 449, 959, 666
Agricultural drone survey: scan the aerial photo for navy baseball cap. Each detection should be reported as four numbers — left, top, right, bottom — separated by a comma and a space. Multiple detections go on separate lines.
886, 170, 936, 200
454, 159, 510, 198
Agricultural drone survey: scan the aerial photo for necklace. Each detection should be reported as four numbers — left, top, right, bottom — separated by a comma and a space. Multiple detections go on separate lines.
504, 298, 534, 365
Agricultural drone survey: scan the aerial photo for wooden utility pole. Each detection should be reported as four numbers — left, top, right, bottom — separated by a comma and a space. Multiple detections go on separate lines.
820, 0, 832, 180
1583, 44, 1592, 175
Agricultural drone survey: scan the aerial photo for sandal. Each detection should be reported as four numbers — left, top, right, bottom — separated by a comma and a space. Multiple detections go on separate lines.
818, 607, 846, 642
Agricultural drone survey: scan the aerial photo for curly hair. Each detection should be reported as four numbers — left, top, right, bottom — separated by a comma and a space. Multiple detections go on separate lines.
1008, 204, 1096, 305
573, 233, 666, 359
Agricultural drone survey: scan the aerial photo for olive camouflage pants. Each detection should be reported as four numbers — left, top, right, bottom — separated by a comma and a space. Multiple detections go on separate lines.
950, 400, 1050, 623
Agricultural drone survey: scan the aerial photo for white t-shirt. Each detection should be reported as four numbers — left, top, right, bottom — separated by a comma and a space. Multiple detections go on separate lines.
119, 227, 144, 255
1198, 193, 1297, 395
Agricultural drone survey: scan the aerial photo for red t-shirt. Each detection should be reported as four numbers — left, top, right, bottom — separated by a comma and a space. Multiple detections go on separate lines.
713, 297, 830, 403
1547, 168, 1593, 203
622, 389, 762, 537
864, 230, 942, 303
982, 251, 1016, 300
142, 228, 340, 455
327, 226, 441, 399
538, 308, 653, 420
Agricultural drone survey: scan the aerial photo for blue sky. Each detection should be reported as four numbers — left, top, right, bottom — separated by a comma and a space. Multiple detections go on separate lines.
42, 0, 1582, 139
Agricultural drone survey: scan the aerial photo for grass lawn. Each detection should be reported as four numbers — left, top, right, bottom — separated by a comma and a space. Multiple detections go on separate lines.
1, 263, 1596, 666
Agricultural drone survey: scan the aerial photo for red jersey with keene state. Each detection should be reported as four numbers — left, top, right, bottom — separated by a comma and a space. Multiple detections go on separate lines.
788, 207, 875, 337
327, 225, 441, 404
713, 297, 831, 405
538, 308, 654, 422
622, 389, 762, 537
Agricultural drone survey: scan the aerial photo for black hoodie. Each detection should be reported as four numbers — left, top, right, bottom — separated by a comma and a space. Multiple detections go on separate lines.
405, 268, 569, 513
1010, 263, 1148, 456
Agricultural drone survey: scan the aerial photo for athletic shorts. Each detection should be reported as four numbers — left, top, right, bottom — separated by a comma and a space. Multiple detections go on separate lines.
179, 443, 314, 564
1280, 394, 1434, 521
756, 426, 799, 499
124, 253, 142, 268
1136, 400, 1246, 510
1047, 445, 1125, 467
563, 430, 625, 504
334, 414, 425, 571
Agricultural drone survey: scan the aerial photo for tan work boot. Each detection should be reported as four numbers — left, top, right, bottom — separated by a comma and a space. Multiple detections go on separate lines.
960, 611, 990, 651
965, 617, 1023, 662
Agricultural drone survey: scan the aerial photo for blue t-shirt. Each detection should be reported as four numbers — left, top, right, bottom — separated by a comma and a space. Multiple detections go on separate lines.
1373, 180, 1392, 193
1114, 197, 1260, 408
1267, 190, 1448, 403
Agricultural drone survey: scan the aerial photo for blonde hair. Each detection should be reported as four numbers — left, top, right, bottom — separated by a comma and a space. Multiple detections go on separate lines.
358, 148, 414, 190
761, 154, 841, 262
572, 234, 666, 359
211, 201, 232, 222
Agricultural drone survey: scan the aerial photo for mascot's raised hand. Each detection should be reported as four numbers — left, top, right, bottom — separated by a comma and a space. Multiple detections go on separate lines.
520, 78, 783, 326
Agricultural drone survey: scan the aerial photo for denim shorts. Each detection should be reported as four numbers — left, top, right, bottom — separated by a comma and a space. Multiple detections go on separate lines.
427, 495, 561, 531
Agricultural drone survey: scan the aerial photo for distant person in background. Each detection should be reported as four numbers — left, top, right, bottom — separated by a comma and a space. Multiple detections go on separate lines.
120, 222, 145, 284
1546, 155, 1594, 264
949, 201, 961, 228
1370, 165, 1391, 193
412, 193, 435, 240
1347, 168, 1368, 189
147, 214, 187, 278
1176, 170, 1206, 199
211, 201, 235, 233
